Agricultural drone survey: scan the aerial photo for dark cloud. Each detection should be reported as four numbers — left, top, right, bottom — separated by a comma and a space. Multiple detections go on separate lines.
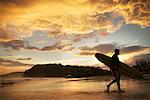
78, 43, 149, 55
120, 46, 148, 53
79, 51, 96, 56
0, 39, 40, 51
17, 57, 32, 60
1, 39, 148, 54
79, 43, 116, 54
0, 40, 28, 50
40, 42, 64, 51
0, 58, 32, 67
25, 46, 40, 50
93, 44, 116, 53
0, 0, 35, 7
73, 32, 94, 42
0, 39, 70, 51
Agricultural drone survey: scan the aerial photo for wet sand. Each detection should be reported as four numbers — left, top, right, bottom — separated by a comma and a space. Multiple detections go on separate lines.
1, 76, 150, 100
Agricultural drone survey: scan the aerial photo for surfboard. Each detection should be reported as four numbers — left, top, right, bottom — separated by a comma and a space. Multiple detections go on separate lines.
95, 53, 144, 79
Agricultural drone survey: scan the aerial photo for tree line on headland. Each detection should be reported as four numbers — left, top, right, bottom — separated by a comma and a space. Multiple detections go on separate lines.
23, 64, 111, 77
23, 58, 150, 78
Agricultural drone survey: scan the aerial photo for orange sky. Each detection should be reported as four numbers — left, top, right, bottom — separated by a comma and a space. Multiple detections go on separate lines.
0, 0, 150, 74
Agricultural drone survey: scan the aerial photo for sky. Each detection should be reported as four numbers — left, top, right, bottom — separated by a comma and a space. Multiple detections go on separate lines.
0, 0, 150, 74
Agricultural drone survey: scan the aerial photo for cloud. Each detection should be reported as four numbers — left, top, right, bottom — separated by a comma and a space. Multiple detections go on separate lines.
0, 39, 71, 51
0, 40, 28, 50
99, 29, 109, 36
0, 39, 41, 51
0, 0, 35, 7
79, 51, 96, 56
72, 31, 95, 42
0, 28, 14, 41
50, 31, 94, 43
0, 0, 149, 42
134, 53, 150, 60
0, 24, 32, 42
1, 38, 149, 54
0, 58, 32, 67
17, 57, 32, 60
40, 42, 64, 51
123, 53, 150, 65
24, 30, 56, 49
0, 57, 33, 74
78, 43, 149, 55
0, 0, 149, 56
79, 43, 116, 54
120, 46, 149, 54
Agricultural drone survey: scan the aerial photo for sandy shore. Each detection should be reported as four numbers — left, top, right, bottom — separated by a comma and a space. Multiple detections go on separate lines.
1, 76, 150, 100
1, 91, 150, 100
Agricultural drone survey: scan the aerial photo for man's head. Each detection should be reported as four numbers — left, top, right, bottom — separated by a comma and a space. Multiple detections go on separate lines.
115, 49, 120, 55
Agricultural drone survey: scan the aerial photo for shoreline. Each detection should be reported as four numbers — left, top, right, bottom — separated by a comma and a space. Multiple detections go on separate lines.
1, 76, 150, 100
1, 90, 150, 100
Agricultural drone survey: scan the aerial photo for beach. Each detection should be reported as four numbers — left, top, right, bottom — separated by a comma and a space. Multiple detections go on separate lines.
1, 76, 150, 100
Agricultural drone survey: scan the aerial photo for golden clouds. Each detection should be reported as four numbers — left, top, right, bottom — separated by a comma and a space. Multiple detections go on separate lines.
0, 57, 32, 74
0, 28, 12, 41
0, 58, 31, 66
0, 0, 149, 41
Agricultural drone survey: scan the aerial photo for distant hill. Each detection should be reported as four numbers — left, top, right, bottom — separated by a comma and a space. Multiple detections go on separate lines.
23, 64, 111, 77
0, 72, 24, 77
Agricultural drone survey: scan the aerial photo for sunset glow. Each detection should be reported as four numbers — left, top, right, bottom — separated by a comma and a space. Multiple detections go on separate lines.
0, 0, 150, 74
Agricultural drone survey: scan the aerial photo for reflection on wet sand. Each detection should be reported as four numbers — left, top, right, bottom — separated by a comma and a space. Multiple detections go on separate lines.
1, 76, 150, 100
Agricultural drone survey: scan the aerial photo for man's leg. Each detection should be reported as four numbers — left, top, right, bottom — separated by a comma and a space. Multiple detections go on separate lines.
107, 71, 117, 92
107, 77, 117, 92
108, 78, 117, 87
117, 79, 121, 91
116, 72, 121, 91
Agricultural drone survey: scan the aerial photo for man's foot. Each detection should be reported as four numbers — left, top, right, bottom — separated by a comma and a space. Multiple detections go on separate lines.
118, 89, 124, 93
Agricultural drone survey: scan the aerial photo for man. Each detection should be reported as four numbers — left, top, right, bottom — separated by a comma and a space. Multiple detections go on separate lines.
106, 49, 122, 92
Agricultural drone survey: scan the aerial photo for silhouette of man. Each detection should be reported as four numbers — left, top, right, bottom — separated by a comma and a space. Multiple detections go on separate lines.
106, 49, 122, 92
